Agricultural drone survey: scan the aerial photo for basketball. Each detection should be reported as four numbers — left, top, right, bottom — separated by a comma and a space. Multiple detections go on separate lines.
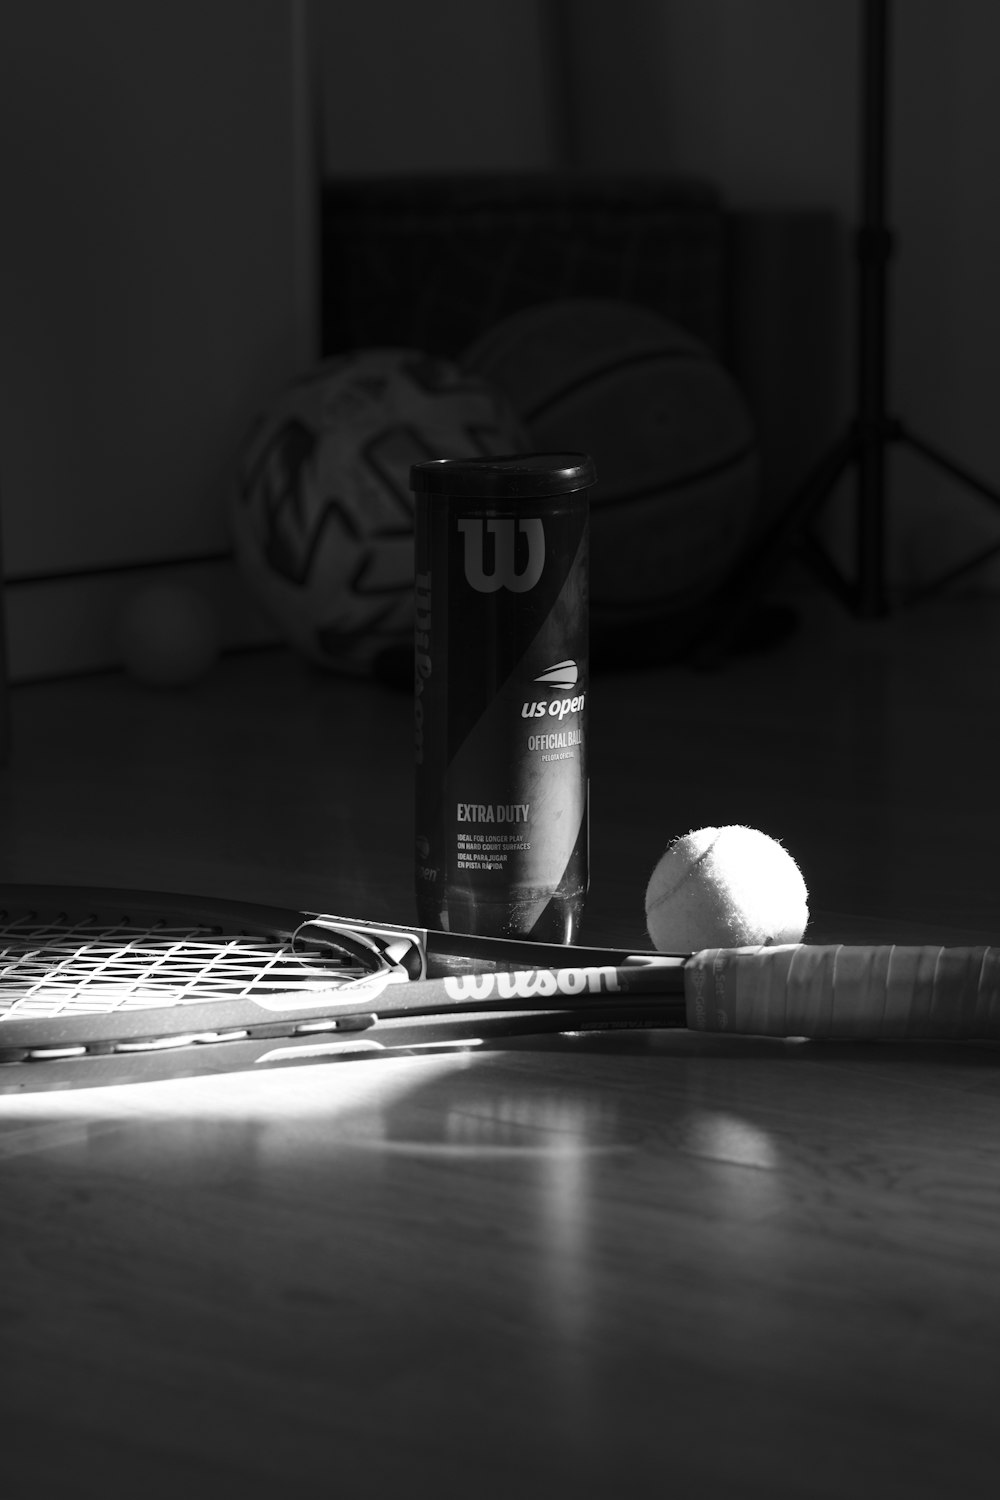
462, 299, 760, 663
232, 349, 528, 678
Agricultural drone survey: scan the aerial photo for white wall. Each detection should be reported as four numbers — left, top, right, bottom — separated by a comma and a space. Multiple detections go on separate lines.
317, 0, 558, 175
314, 0, 1000, 594
563, 0, 1000, 591
3, 0, 996, 687
0, 0, 316, 679
0, 0, 559, 683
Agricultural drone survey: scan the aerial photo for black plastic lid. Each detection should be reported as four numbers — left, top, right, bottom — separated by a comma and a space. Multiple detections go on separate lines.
410, 451, 596, 499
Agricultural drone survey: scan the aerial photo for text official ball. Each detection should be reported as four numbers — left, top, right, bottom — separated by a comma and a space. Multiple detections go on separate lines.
232, 350, 529, 677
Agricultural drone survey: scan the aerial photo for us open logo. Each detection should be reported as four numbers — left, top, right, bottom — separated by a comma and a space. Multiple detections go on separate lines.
458, 517, 545, 594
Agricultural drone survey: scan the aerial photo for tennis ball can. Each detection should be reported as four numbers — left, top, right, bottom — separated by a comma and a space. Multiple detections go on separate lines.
412, 453, 594, 943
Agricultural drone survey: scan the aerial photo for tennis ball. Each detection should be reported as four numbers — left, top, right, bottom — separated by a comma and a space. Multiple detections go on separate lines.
645, 825, 809, 952
119, 583, 221, 687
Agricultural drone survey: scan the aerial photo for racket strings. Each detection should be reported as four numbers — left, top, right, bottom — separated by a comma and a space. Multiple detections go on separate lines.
0, 911, 370, 1020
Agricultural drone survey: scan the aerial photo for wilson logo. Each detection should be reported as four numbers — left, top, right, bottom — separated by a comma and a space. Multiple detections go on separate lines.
458, 517, 545, 593
443, 968, 620, 1000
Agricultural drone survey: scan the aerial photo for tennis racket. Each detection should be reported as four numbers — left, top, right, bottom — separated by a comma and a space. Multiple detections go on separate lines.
0, 884, 998, 1093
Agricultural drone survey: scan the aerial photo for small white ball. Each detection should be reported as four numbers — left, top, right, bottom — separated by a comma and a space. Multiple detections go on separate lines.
645, 825, 809, 952
119, 583, 221, 687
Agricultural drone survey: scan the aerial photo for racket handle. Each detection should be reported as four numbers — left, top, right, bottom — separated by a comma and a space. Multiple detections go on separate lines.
684, 945, 1000, 1040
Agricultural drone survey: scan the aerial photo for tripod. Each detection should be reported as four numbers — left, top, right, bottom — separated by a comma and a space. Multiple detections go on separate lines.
703, 0, 1000, 657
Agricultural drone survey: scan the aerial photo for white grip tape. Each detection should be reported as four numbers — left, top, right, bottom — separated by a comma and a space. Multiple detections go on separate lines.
683, 945, 1000, 1039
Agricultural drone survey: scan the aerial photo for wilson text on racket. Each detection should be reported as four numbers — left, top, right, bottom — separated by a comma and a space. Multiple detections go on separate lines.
442, 967, 622, 1000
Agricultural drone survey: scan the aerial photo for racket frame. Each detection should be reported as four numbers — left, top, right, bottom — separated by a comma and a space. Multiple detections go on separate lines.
0, 883, 686, 1090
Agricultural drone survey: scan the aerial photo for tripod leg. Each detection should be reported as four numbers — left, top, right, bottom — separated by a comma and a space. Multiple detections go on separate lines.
897, 423, 1000, 509
694, 426, 858, 665
894, 423, 1000, 604
904, 535, 1000, 606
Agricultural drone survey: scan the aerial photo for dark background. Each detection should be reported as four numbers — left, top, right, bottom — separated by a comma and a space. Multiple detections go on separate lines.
1, 0, 998, 682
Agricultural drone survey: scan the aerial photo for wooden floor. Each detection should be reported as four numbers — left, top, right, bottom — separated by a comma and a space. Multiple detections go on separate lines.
1, 576, 1000, 1497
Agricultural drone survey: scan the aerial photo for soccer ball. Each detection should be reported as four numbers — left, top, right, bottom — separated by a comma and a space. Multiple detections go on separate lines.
232, 349, 528, 676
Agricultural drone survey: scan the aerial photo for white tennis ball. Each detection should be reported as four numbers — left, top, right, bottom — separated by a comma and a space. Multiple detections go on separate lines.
645, 825, 809, 952
119, 583, 221, 687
